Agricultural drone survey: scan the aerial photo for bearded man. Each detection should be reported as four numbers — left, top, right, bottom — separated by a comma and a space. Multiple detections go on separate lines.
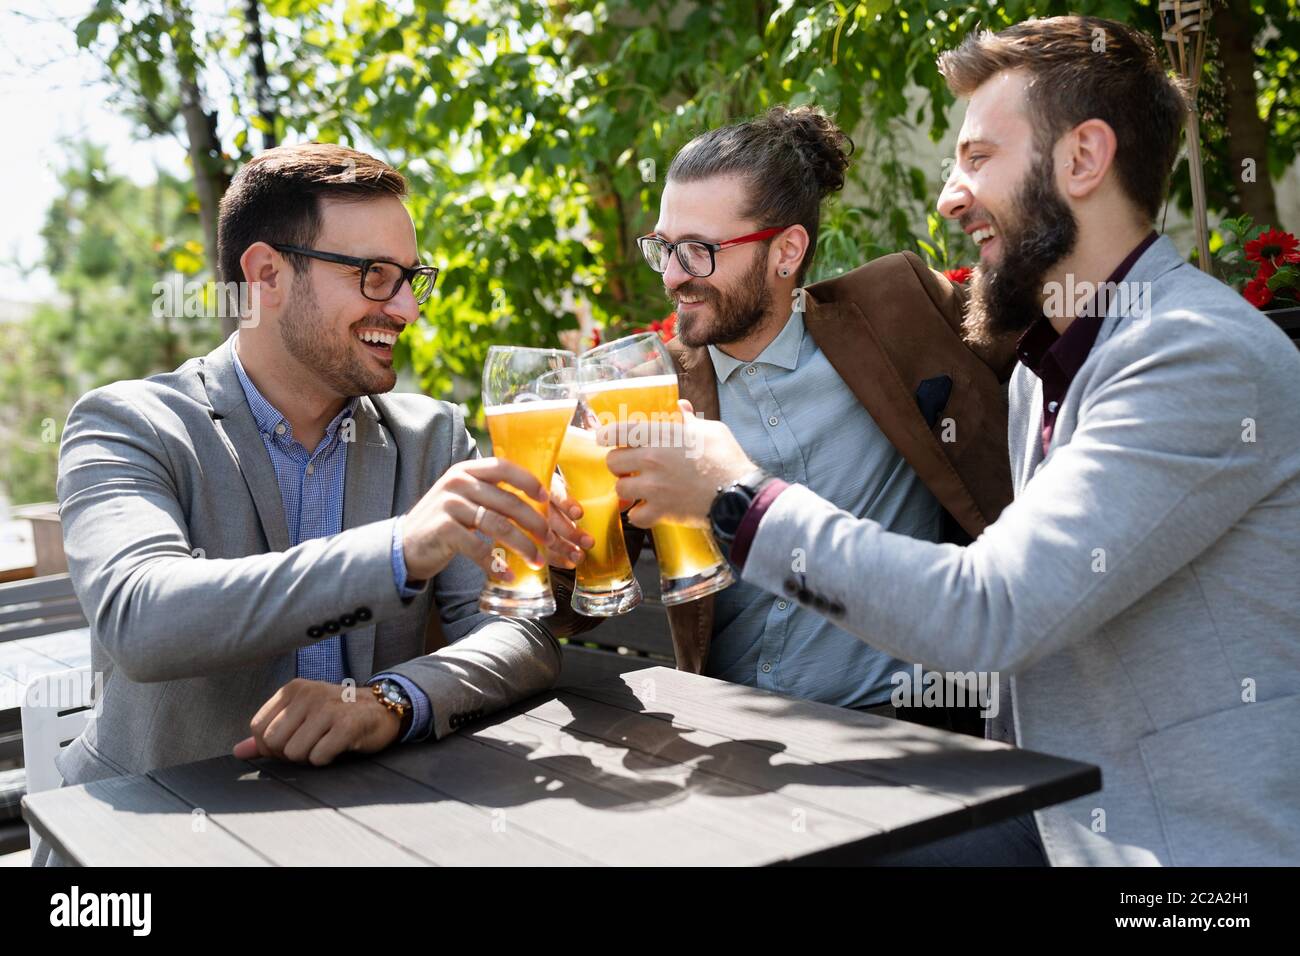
602, 17, 1300, 866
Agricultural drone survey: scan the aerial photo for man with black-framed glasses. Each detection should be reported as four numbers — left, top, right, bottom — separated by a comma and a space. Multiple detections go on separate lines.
555, 105, 1018, 746
36, 143, 578, 864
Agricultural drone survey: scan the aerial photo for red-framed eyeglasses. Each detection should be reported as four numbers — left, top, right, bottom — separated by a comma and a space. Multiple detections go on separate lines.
636, 226, 787, 278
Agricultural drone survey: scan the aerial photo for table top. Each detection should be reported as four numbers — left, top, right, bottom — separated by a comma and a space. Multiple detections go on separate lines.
23, 665, 1100, 866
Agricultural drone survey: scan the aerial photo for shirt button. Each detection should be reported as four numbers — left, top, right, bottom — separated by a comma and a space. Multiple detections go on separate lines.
777, 601, 788, 610
746, 366, 757, 375
306, 463, 314, 475
1047, 401, 1059, 413
760, 663, 773, 673
275, 423, 286, 436
767, 416, 779, 427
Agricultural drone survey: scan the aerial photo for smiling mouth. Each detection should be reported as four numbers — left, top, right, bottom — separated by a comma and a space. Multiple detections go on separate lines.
355, 327, 399, 358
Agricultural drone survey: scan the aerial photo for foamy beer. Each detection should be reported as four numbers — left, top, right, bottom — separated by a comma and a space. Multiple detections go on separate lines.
540, 367, 643, 616
479, 346, 577, 618
579, 334, 735, 605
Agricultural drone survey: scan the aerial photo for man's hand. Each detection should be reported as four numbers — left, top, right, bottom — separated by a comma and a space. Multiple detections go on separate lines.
546, 472, 594, 570
232, 678, 402, 766
402, 456, 554, 581
598, 400, 756, 528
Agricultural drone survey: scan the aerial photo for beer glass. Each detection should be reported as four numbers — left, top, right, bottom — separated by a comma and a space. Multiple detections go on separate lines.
579, 333, 735, 605
539, 366, 643, 616
479, 346, 577, 618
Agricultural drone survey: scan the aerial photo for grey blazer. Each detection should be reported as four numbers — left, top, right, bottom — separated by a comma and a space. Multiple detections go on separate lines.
51, 333, 561, 789
742, 237, 1300, 865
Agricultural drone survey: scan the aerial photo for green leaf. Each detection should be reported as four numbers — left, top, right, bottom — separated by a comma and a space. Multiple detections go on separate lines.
1266, 266, 1298, 291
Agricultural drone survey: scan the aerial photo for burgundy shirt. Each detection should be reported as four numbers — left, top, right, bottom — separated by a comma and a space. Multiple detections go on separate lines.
1017, 231, 1158, 458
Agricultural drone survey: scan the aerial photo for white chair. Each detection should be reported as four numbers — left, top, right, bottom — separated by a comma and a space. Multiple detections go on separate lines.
20, 665, 94, 847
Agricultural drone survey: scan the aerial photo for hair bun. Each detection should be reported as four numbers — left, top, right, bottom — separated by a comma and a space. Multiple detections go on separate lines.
761, 105, 853, 197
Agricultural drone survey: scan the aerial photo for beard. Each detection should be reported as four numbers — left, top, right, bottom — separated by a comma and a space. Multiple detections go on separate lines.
278, 273, 398, 397
963, 150, 1079, 349
670, 249, 774, 349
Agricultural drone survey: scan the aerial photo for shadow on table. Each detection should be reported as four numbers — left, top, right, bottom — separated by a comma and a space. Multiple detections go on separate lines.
347, 677, 1029, 816
75, 677, 1054, 832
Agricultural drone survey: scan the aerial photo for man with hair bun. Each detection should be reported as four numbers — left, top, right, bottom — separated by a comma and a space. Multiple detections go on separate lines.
568, 105, 1017, 743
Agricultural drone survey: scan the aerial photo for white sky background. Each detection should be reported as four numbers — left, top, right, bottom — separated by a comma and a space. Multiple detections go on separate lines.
0, 1, 192, 304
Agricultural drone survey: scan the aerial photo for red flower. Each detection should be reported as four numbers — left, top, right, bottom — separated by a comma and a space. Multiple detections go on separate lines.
1243, 276, 1274, 309
587, 327, 602, 349
1256, 257, 1277, 281
944, 266, 973, 284
639, 312, 678, 342
1244, 228, 1299, 265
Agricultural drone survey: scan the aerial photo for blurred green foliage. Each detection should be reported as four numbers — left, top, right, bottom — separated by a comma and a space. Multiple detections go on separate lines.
0, 144, 215, 503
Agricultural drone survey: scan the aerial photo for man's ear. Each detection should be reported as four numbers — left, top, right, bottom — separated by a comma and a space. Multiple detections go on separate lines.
1059, 118, 1118, 202
239, 241, 289, 315
772, 224, 810, 280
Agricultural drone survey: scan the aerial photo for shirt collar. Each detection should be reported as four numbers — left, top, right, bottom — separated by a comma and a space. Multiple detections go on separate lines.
231, 337, 358, 444
707, 310, 804, 382
1017, 230, 1159, 382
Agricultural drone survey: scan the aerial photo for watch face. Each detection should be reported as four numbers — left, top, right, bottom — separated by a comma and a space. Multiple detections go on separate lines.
714, 490, 751, 535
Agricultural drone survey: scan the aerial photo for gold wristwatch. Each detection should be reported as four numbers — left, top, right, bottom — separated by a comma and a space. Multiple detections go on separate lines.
371, 679, 410, 723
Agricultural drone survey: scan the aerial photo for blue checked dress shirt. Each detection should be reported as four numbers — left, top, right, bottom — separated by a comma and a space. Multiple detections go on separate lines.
232, 346, 432, 741
706, 310, 943, 708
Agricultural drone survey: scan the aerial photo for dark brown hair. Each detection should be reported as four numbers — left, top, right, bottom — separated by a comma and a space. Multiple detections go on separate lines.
217, 143, 407, 284
938, 16, 1188, 222
667, 105, 853, 284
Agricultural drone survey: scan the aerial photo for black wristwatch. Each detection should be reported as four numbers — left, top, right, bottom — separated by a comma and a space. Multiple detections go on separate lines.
709, 468, 775, 557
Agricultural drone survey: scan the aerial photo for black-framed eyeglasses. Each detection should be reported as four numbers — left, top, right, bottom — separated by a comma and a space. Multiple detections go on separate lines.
271, 244, 439, 304
635, 226, 787, 278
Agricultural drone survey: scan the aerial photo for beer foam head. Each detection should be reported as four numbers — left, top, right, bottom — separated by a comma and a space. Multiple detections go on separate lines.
484, 398, 578, 415
579, 373, 678, 394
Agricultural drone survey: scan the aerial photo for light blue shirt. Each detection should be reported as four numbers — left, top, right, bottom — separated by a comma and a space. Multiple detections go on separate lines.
707, 310, 942, 707
232, 345, 432, 741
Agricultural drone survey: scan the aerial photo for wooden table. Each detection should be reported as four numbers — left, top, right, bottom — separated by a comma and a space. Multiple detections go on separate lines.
23, 666, 1099, 866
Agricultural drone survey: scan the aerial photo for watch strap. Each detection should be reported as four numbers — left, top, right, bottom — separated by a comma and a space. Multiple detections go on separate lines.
728, 477, 791, 572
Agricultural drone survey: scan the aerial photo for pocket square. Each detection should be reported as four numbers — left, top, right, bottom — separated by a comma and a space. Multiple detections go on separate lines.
915, 375, 953, 429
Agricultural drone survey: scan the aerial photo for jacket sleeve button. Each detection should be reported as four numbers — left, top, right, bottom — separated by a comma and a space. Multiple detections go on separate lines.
340, 614, 356, 628
323, 620, 340, 634
307, 626, 324, 639
356, 607, 373, 622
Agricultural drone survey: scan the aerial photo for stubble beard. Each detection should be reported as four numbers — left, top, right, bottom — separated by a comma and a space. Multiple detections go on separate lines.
279, 273, 397, 397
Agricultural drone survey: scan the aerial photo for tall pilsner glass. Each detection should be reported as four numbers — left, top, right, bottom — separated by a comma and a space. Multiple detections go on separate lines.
579, 333, 735, 606
539, 366, 643, 616
479, 346, 577, 618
